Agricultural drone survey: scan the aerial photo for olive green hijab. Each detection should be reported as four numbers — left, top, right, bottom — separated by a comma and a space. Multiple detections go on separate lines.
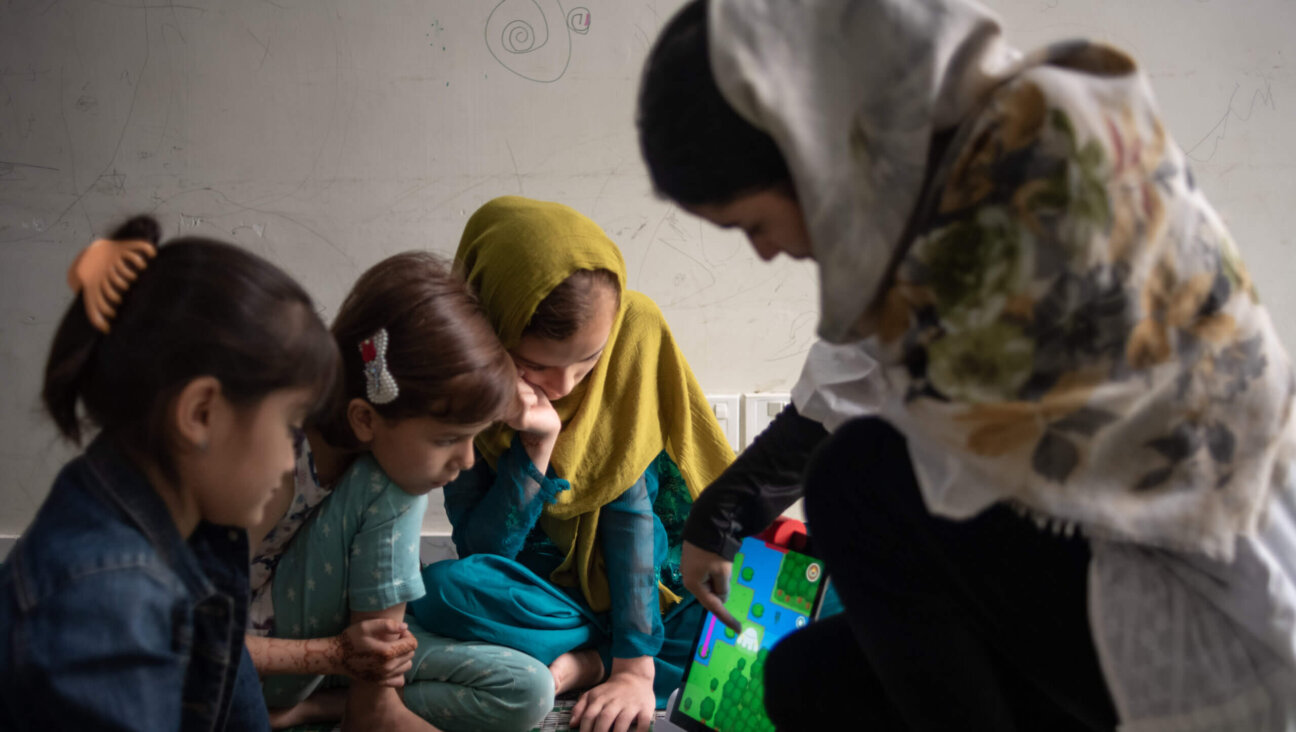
456, 196, 734, 612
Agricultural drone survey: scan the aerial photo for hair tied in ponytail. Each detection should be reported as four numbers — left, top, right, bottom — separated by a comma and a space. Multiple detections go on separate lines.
67, 238, 156, 333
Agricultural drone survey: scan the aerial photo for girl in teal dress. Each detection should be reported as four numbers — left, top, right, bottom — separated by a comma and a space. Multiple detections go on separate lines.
246, 252, 555, 732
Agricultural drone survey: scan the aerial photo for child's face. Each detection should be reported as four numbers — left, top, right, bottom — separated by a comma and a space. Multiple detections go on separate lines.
510, 284, 617, 401
196, 386, 315, 529
367, 416, 491, 495
685, 187, 813, 262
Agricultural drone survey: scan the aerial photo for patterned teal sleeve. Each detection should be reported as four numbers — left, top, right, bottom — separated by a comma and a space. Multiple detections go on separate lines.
340, 457, 428, 612
601, 458, 669, 659
444, 436, 570, 559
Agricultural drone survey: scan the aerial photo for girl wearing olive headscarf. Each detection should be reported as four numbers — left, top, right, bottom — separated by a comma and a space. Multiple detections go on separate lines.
410, 196, 734, 732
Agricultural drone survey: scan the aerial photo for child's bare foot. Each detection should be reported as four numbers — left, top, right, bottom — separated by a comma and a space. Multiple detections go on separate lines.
267, 689, 346, 729
342, 683, 441, 732
550, 648, 605, 695
341, 702, 440, 732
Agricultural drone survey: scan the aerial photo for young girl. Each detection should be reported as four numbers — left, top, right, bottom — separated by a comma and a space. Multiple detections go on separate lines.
410, 196, 736, 732
0, 215, 339, 731
639, 1, 1296, 728
246, 251, 556, 732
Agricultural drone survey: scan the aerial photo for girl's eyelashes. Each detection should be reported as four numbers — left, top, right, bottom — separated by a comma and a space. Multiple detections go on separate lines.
517, 351, 600, 370
515, 358, 546, 372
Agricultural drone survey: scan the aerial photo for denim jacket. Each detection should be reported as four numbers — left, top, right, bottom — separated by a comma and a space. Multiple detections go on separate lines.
0, 437, 269, 731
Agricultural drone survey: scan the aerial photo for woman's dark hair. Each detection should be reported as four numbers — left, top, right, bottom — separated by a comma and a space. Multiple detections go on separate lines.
43, 215, 340, 478
523, 268, 621, 342
637, 0, 790, 206
316, 252, 516, 449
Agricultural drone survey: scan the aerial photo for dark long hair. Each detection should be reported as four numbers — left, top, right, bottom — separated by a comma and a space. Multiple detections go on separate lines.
523, 268, 621, 341
316, 251, 516, 450
637, 0, 790, 206
42, 215, 340, 478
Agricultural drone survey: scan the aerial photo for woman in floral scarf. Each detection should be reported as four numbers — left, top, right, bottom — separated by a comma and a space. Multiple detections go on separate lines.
638, 1, 1296, 729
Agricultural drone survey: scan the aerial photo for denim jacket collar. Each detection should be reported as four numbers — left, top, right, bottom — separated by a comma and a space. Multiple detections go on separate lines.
81, 436, 217, 602
81, 436, 255, 731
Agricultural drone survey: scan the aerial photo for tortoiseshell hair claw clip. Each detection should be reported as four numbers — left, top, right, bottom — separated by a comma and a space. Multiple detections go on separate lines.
66, 238, 157, 333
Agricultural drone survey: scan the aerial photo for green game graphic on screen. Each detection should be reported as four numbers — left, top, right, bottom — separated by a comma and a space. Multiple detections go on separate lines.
670, 536, 828, 732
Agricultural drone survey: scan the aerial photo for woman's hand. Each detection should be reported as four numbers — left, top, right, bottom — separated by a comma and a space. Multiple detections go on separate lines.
681, 540, 742, 632
508, 377, 562, 474
331, 618, 417, 686
570, 656, 656, 732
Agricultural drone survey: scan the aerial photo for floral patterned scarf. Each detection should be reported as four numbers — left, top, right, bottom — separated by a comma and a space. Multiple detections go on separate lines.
712, 0, 1296, 559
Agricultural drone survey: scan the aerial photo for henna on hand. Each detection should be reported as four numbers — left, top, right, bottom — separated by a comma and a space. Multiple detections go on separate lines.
336, 623, 418, 683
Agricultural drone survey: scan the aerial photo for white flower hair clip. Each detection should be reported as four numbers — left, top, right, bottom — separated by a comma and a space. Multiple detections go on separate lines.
359, 328, 399, 404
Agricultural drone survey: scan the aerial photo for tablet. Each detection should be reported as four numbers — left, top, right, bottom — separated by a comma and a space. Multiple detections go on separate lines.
668, 534, 830, 732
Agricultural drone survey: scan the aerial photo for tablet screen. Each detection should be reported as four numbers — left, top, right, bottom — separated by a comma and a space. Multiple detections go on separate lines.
670, 535, 828, 732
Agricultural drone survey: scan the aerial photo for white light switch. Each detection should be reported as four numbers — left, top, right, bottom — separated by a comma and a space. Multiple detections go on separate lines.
705, 394, 741, 452
742, 392, 791, 449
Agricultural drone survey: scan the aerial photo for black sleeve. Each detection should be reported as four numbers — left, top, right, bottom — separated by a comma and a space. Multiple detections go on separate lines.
683, 403, 829, 560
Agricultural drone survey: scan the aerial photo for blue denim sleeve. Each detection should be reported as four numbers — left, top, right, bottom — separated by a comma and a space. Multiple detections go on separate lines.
10, 568, 186, 730
223, 644, 272, 732
444, 435, 570, 559
601, 465, 668, 659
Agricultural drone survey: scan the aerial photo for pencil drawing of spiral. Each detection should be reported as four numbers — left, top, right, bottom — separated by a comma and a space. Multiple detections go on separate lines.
502, 18, 541, 53
485, 0, 589, 83
567, 7, 590, 35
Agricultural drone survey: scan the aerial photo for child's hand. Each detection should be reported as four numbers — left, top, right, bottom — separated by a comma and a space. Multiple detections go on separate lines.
332, 618, 417, 686
508, 378, 562, 476
508, 377, 562, 440
570, 656, 656, 732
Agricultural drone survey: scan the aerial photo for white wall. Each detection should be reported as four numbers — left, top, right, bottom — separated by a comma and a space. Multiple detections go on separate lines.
2, 0, 1293, 538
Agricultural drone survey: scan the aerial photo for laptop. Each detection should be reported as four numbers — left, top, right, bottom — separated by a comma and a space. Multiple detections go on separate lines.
664, 528, 831, 732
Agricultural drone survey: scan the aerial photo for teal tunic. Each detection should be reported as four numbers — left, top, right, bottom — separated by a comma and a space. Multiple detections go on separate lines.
262, 451, 554, 732
410, 437, 703, 703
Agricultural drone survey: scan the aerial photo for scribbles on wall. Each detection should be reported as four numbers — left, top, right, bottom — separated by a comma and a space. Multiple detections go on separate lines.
568, 7, 591, 35
484, 0, 590, 83
1185, 80, 1278, 164
0, 161, 60, 181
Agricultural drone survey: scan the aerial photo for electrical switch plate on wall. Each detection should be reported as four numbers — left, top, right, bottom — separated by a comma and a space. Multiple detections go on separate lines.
705, 394, 742, 452
742, 392, 791, 449
706, 392, 805, 523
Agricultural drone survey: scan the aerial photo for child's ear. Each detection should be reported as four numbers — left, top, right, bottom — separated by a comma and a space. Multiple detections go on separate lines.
346, 398, 378, 444
173, 376, 223, 450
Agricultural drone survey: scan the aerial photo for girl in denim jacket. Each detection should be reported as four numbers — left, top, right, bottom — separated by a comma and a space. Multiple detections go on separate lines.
0, 215, 339, 731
